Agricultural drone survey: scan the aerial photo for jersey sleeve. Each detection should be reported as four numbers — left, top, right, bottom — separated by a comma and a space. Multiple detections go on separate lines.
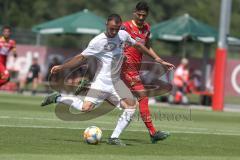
121, 30, 136, 46
127, 35, 136, 46
120, 22, 128, 31
81, 38, 102, 56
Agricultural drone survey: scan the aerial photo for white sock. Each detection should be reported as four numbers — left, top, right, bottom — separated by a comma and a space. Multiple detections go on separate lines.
111, 108, 135, 138
56, 94, 83, 111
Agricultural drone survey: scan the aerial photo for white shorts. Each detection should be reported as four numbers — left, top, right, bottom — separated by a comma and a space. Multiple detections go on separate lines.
84, 78, 135, 108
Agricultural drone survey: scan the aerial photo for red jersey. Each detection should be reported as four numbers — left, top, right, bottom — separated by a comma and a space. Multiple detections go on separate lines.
173, 64, 189, 87
122, 20, 150, 64
0, 36, 16, 66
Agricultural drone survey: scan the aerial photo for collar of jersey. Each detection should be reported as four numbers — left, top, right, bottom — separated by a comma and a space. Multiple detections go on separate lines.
104, 32, 117, 39
131, 20, 144, 29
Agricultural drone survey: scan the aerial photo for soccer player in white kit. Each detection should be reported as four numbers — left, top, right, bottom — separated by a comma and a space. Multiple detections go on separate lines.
41, 14, 169, 146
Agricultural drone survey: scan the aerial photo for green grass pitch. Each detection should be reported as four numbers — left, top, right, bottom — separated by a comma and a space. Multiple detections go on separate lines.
0, 93, 240, 160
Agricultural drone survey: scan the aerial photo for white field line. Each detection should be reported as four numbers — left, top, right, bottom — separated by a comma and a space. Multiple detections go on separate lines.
0, 116, 211, 131
0, 124, 240, 136
0, 99, 39, 105
0, 116, 240, 133
0, 115, 240, 136
1, 97, 240, 113
0, 116, 115, 124
0, 116, 58, 121
0, 116, 225, 131
0, 116, 240, 134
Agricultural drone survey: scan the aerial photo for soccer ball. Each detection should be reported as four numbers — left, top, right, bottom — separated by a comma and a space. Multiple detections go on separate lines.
83, 126, 102, 144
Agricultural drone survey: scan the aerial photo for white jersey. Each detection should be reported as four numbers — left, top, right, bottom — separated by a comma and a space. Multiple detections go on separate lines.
82, 30, 136, 83
57, 31, 137, 108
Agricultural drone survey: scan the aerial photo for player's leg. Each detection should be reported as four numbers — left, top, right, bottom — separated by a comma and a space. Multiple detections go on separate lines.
122, 71, 157, 134
134, 83, 156, 133
108, 98, 136, 146
41, 92, 74, 106
31, 78, 38, 95
0, 64, 10, 87
123, 71, 170, 143
137, 84, 171, 143
41, 92, 97, 111
41, 79, 106, 111
107, 80, 137, 146
136, 83, 170, 143
18, 77, 29, 93
0, 71, 10, 86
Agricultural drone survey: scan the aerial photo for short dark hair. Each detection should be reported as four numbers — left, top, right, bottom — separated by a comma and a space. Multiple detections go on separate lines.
2, 25, 11, 31
107, 14, 122, 24
135, 1, 149, 13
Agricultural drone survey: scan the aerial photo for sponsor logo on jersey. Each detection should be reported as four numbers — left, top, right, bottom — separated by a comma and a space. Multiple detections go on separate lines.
104, 42, 117, 51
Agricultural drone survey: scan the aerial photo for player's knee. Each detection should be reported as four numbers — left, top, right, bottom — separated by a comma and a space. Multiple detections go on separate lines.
82, 102, 94, 112
128, 99, 136, 106
122, 98, 137, 109
82, 105, 92, 112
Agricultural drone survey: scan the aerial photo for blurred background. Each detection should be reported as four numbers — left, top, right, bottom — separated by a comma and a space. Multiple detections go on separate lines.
1, 1, 240, 159
0, 0, 240, 107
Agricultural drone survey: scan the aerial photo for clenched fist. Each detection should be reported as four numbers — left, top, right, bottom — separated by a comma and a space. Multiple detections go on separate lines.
51, 65, 63, 74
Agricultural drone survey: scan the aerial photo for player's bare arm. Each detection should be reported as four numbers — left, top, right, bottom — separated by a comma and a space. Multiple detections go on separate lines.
133, 42, 175, 70
145, 41, 175, 70
51, 54, 85, 74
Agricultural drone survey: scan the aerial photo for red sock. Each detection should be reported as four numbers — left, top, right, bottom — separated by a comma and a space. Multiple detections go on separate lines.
139, 97, 156, 136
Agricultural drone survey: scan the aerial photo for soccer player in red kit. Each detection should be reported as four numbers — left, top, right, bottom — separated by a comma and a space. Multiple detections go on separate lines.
120, 1, 174, 143
0, 26, 17, 87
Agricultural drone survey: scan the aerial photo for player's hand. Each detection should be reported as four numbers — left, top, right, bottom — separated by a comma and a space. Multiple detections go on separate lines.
155, 58, 175, 71
50, 65, 63, 74
161, 61, 175, 71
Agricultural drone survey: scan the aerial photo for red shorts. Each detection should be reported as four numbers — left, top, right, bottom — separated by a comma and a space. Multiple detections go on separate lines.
121, 62, 145, 91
